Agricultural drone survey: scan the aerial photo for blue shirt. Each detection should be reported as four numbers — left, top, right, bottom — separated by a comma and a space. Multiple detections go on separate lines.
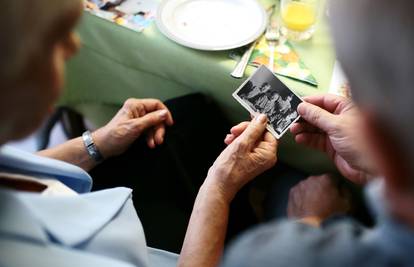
0, 145, 178, 267
221, 180, 414, 267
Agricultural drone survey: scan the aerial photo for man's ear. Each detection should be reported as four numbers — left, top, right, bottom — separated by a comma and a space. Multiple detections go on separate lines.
361, 112, 411, 190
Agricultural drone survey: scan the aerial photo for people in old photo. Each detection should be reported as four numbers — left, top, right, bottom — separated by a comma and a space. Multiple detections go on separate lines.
239, 82, 271, 111
268, 95, 298, 135
235, 66, 302, 137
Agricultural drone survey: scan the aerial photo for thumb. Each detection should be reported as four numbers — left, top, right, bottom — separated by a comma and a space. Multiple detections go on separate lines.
238, 114, 268, 146
133, 109, 168, 132
297, 102, 337, 133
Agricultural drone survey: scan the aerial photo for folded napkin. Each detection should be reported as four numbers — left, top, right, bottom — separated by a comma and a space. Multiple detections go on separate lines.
231, 36, 318, 86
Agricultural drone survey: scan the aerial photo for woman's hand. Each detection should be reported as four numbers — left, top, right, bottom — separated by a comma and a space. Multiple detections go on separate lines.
93, 98, 174, 158
179, 115, 277, 267
205, 115, 278, 202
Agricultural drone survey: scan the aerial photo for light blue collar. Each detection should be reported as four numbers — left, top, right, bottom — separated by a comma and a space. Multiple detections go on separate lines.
0, 187, 132, 247
0, 189, 48, 244
0, 145, 92, 193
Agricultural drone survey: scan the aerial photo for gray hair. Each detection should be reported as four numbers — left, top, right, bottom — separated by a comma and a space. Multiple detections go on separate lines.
0, 0, 81, 84
331, 0, 414, 176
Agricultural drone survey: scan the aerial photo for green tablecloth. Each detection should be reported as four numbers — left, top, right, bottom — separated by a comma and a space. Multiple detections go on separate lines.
62, 0, 336, 173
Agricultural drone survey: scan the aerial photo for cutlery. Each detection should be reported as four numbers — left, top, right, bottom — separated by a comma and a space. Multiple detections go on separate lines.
230, 5, 276, 79
230, 41, 258, 78
264, 21, 280, 73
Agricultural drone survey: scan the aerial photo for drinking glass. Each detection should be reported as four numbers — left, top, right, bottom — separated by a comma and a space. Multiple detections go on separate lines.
280, 0, 320, 41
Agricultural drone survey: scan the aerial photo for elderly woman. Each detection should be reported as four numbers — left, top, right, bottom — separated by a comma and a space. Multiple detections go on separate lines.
0, 0, 277, 266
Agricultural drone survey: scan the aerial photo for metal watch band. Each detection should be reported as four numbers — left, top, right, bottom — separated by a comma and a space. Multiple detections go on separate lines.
82, 130, 104, 163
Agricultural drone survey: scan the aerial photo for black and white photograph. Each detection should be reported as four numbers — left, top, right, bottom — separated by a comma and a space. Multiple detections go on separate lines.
233, 65, 303, 139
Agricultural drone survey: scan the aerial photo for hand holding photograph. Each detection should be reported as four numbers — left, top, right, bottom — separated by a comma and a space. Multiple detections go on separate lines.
233, 65, 303, 139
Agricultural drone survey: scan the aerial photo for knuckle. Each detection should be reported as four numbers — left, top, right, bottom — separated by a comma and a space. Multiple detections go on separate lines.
298, 180, 308, 190
235, 140, 248, 151
309, 109, 321, 124
328, 119, 340, 132
134, 122, 144, 133
123, 99, 142, 115
124, 98, 136, 107
246, 124, 258, 135
150, 98, 164, 106
137, 104, 145, 114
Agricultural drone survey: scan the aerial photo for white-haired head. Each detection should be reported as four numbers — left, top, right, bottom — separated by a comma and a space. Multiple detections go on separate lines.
0, 0, 82, 85
331, 0, 414, 179
0, 0, 82, 144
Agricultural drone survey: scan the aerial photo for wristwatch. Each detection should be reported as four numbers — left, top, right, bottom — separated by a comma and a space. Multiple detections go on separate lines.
82, 130, 104, 163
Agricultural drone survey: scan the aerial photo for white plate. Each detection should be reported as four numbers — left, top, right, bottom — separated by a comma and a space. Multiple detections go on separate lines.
156, 0, 267, 50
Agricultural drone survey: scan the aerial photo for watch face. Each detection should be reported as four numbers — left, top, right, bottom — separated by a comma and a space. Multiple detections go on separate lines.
83, 131, 93, 146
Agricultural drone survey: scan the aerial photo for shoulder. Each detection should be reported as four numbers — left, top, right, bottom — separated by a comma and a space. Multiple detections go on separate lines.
221, 218, 382, 267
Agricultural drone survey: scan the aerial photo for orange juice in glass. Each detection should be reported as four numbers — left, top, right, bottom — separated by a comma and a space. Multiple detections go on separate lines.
281, 0, 319, 41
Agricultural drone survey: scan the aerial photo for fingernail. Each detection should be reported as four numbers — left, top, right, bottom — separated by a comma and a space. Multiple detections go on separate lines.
297, 103, 306, 115
255, 114, 267, 123
159, 110, 168, 119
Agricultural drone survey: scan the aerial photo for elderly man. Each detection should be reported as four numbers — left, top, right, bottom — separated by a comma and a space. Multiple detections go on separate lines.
216, 0, 414, 266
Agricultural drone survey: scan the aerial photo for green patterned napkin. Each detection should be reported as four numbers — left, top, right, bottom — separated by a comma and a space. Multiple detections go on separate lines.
231, 36, 318, 86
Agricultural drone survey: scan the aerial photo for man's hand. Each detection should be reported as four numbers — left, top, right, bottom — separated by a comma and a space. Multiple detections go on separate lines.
93, 98, 174, 158
288, 174, 351, 226
290, 94, 376, 184
206, 115, 278, 202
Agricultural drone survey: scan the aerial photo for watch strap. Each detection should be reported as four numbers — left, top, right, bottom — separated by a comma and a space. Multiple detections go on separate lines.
82, 131, 104, 163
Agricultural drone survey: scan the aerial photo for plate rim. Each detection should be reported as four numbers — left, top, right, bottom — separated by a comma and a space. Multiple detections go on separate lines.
155, 0, 268, 51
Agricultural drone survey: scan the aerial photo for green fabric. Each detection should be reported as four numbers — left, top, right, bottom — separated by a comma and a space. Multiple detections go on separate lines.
61, 0, 336, 173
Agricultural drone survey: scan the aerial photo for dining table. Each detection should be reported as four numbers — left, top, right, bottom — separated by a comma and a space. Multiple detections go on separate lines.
61, 0, 337, 173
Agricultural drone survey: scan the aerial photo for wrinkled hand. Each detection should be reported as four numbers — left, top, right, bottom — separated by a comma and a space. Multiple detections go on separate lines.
205, 115, 278, 202
288, 174, 351, 224
93, 98, 173, 158
290, 94, 375, 184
